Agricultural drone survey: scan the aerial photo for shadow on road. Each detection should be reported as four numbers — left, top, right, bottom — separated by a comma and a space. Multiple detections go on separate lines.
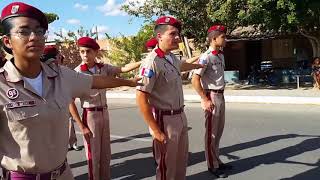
188, 134, 320, 179
72, 133, 320, 180
111, 133, 151, 144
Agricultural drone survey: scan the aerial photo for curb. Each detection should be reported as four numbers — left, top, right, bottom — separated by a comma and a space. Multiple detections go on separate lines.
106, 92, 320, 105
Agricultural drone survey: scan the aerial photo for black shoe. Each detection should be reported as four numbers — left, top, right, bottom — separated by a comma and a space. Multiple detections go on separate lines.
208, 168, 228, 178
218, 163, 233, 170
71, 144, 83, 151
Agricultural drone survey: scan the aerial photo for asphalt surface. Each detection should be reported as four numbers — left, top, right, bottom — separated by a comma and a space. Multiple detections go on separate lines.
68, 99, 320, 180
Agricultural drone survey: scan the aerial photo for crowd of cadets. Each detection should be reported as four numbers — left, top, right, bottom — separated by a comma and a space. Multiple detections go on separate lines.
0, 1, 232, 180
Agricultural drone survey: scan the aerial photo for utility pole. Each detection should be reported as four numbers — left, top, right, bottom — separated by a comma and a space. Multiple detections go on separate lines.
183, 36, 192, 58
95, 26, 99, 40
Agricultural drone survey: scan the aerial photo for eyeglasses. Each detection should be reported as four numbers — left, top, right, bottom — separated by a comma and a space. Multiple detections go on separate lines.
8, 28, 48, 40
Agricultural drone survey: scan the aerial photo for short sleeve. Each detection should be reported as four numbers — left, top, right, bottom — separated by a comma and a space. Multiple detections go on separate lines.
103, 64, 119, 76
60, 66, 93, 98
136, 60, 157, 93
194, 53, 208, 76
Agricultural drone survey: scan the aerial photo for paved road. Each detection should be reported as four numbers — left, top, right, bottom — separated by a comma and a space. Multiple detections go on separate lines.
68, 99, 320, 180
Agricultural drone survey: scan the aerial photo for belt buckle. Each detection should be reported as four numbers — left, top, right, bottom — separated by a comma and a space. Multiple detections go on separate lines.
171, 110, 173, 115
50, 170, 60, 180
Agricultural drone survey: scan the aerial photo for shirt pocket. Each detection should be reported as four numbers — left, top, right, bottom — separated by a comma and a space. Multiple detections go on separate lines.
4, 106, 39, 121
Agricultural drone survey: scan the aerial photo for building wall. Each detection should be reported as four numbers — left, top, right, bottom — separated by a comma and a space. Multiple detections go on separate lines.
262, 36, 313, 69
224, 41, 247, 79
225, 36, 313, 80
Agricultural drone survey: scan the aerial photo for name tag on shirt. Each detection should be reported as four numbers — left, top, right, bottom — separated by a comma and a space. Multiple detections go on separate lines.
5, 100, 36, 109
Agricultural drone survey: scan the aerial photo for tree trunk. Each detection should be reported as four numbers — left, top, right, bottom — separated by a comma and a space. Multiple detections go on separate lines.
300, 31, 320, 57
308, 38, 320, 57
183, 36, 192, 58
309, 39, 318, 57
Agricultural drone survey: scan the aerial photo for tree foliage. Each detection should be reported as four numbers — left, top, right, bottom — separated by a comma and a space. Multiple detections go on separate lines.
123, 0, 212, 45
123, 0, 320, 53
105, 23, 154, 66
44, 13, 59, 24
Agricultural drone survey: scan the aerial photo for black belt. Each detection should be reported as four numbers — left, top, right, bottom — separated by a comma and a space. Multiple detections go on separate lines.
2, 160, 66, 180
153, 107, 184, 116
207, 89, 224, 94
83, 106, 104, 111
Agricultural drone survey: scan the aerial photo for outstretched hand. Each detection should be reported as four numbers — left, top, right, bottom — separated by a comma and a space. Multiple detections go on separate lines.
129, 77, 143, 87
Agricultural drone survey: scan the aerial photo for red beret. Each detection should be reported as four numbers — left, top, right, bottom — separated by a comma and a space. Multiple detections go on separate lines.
43, 45, 58, 56
77, 37, 100, 50
1, 2, 48, 30
145, 37, 158, 48
208, 25, 227, 34
155, 16, 182, 31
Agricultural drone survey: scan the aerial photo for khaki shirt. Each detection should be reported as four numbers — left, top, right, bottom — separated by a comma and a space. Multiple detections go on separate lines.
74, 62, 118, 108
136, 48, 184, 110
0, 60, 92, 172
194, 47, 225, 90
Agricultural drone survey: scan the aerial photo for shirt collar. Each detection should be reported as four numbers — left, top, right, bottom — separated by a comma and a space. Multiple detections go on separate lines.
2, 59, 23, 82
154, 46, 166, 58
209, 46, 223, 55
41, 61, 58, 78
80, 62, 104, 71
212, 50, 223, 55
2, 59, 58, 82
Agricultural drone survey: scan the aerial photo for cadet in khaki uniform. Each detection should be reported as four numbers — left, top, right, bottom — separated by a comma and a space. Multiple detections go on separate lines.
42, 45, 81, 151
41, 45, 61, 65
145, 37, 158, 51
136, 16, 203, 180
0, 2, 140, 180
68, 37, 142, 180
192, 25, 231, 178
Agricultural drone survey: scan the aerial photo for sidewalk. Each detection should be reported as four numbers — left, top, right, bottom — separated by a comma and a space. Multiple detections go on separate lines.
106, 84, 320, 105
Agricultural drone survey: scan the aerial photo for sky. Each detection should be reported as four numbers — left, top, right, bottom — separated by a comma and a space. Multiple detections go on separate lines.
0, 0, 146, 40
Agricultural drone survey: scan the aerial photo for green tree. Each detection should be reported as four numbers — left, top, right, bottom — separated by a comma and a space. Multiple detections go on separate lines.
54, 26, 97, 43
105, 23, 154, 66
103, 24, 153, 77
122, 0, 212, 47
123, 0, 320, 56
207, 0, 320, 56
45, 13, 59, 24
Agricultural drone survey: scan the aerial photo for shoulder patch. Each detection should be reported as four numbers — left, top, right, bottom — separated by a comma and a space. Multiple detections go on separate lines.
140, 67, 154, 78
198, 53, 209, 65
